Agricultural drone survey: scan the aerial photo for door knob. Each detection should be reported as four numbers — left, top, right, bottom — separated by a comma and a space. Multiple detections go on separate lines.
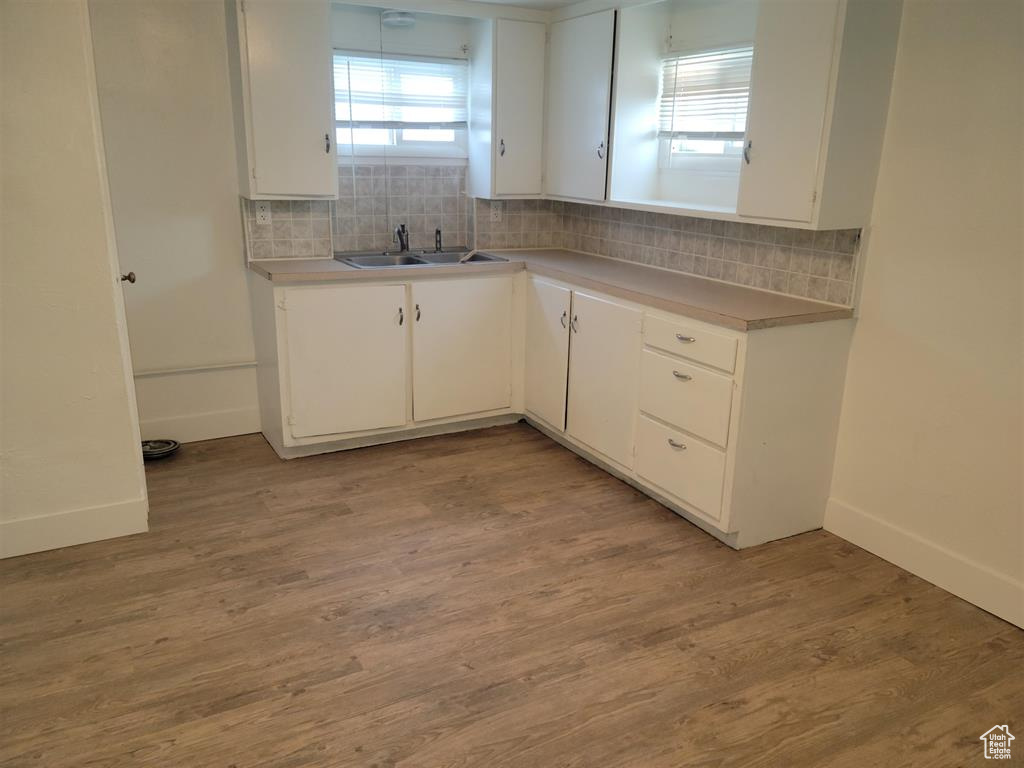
121, 271, 136, 283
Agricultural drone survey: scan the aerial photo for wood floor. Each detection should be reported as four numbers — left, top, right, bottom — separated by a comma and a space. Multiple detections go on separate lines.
1, 424, 1021, 767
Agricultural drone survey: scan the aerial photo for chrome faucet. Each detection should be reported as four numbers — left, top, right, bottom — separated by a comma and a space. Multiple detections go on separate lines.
393, 224, 409, 252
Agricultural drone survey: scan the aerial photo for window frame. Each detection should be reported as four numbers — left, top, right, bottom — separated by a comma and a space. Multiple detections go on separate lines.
657, 44, 753, 173
333, 49, 469, 161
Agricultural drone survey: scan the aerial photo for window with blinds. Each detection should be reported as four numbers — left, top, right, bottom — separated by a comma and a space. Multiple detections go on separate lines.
333, 52, 469, 157
658, 46, 753, 160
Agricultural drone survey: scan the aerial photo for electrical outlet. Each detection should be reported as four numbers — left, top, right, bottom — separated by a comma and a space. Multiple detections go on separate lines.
255, 201, 271, 225
489, 202, 503, 223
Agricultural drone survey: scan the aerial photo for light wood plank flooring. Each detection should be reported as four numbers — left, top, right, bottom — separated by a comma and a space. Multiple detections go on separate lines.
1, 424, 1021, 767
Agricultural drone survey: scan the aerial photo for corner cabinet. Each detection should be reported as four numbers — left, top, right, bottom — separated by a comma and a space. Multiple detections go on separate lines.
226, 0, 337, 198
468, 19, 546, 199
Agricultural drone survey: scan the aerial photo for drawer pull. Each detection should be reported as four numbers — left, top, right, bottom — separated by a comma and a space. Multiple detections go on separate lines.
672, 370, 692, 381
667, 438, 687, 450
676, 334, 696, 343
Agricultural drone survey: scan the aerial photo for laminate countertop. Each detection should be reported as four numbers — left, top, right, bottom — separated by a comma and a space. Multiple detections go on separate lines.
248, 248, 853, 331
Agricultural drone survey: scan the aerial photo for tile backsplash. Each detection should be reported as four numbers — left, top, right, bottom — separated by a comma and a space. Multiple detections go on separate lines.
477, 199, 859, 305
243, 199, 333, 259
332, 164, 473, 253
244, 177, 858, 306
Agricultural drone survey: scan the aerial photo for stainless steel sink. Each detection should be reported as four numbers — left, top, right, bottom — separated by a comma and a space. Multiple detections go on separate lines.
339, 252, 430, 268
418, 250, 508, 264
336, 248, 508, 268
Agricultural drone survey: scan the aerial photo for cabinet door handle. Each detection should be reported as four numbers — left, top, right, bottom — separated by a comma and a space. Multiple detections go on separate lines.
325, 133, 331, 153
667, 438, 687, 450
499, 139, 506, 157
415, 303, 421, 322
398, 307, 404, 325
597, 141, 605, 160
120, 271, 136, 283
676, 333, 696, 343
570, 314, 579, 333
743, 140, 751, 165
560, 310, 568, 328
672, 370, 692, 381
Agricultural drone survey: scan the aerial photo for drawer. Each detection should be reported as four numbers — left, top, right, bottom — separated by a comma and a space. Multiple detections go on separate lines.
635, 415, 727, 522
643, 314, 738, 373
639, 350, 733, 447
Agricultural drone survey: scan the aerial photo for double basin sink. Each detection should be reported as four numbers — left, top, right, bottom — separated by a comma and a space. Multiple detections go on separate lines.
337, 249, 507, 269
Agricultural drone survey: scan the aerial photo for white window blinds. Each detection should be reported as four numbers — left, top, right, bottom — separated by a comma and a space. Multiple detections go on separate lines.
658, 46, 753, 141
333, 52, 469, 131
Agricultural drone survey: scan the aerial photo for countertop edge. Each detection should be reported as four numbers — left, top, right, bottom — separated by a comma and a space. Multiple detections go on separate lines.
248, 253, 854, 332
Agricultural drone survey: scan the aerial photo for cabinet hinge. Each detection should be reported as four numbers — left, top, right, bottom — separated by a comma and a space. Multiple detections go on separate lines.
240, 0, 246, 13
277, 297, 287, 311
811, 189, 818, 204
287, 415, 296, 426
252, 167, 258, 180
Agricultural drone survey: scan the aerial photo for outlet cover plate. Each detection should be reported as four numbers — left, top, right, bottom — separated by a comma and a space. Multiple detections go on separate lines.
255, 201, 271, 225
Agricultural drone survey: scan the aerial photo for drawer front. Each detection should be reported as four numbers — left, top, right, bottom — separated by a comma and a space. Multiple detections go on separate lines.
643, 315, 738, 373
639, 350, 733, 447
635, 416, 727, 521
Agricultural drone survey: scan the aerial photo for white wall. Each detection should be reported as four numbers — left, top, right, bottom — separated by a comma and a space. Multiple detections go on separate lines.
89, 0, 260, 444
1, 0, 148, 557
332, 4, 472, 58
825, 0, 1023, 627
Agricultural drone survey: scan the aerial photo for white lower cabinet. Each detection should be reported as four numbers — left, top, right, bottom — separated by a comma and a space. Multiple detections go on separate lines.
524, 277, 571, 430
566, 291, 642, 469
283, 283, 407, 438
251, 270, 851, 550
412, 277, 513, 422
635, 415, 727, 522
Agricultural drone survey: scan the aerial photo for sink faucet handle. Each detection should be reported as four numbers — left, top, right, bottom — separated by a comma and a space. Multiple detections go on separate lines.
393, 223, 410, 252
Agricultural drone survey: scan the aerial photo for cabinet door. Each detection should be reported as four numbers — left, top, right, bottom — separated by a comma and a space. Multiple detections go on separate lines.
736, 0, 840, 222
525, 278, 571, 430
566, 292, 642, 468
242, 0, 336, 197
494, 20, 545, 196
413, 277, 513, 422
545, 11, 615, 201
284, 284, 407, 438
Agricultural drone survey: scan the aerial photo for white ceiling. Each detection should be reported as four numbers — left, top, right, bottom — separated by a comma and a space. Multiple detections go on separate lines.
472, 0, 576, 7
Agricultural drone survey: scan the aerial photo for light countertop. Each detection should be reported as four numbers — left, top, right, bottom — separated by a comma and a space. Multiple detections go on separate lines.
249, 248, 853, 331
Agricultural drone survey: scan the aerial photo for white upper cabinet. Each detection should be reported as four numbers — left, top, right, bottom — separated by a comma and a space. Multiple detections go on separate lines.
605, 0, 901, 228
545, 10, 615, 201
735, 0, 839, 222
228, 0, 336, 198
469, 19, 546, 199
283, 284, 407, 438
412, 276, 513, 422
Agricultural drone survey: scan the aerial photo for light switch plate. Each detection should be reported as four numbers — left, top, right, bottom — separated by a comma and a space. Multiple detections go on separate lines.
489, 202, 503, 223
255, 201, 271, 225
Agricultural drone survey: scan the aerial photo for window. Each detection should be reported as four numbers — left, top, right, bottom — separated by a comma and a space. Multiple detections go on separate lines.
333, 52, 469, 158
658, 46, 753, 168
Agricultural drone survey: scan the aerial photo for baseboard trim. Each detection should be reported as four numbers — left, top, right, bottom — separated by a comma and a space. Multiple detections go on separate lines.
825, 497, 1023, 628
139, 406, 260, 444
0, 497, 149, 559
